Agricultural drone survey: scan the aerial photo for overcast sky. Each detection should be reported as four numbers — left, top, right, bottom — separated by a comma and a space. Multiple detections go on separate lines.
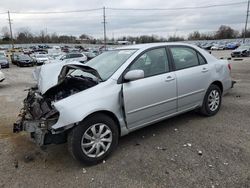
0, 0, 247, 38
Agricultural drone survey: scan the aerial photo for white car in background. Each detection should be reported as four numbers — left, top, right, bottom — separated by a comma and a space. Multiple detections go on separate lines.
33, 54, 49, 65
211, 44, 225, 50
60, 53, 87, 63
0, 69, 5, 82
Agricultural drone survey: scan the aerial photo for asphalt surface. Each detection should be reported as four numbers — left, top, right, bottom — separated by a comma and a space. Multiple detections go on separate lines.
0, 50, 250, 188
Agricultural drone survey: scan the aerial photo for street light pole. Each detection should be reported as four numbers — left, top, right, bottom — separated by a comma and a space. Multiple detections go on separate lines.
7, 11, 14, 49
243, 0, 250, 44
103, 7, 107, 50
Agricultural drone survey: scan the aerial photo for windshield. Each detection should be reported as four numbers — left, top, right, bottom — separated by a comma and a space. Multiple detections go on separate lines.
85, 49, 136, 80
36, 54, 47, 58
19, 55, 30, 60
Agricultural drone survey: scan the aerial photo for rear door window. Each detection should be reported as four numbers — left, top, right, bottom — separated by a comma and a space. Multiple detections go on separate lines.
170, 47, 199, 70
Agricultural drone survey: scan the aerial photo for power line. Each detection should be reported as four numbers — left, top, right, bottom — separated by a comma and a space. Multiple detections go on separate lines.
10, 8, 102, 14
1, 1, 245, 15
107, 1, 246, 11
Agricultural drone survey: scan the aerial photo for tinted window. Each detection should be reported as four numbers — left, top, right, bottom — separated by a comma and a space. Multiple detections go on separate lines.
170, 47, 199, 70
198, 53, 206, 65
74, 54, 83, 58
129, 48, 169, 78
68, 54, 76, 58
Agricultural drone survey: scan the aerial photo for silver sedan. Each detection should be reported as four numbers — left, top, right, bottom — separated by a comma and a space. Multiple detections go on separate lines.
14, 43, 233, 165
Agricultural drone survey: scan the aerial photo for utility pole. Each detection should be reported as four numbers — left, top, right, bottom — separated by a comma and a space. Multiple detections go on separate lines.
102, 7, 107, 50
7, 11, 14, 49
243, 0, 250, 44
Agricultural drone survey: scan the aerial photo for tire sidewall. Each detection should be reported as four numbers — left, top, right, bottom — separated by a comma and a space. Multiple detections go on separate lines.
203, 85, 222, 116
70, 114, 119, 165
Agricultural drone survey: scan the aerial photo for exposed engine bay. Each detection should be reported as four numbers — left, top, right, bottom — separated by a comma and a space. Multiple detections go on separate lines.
44, 74, 98, 102
13, 64, 101, 145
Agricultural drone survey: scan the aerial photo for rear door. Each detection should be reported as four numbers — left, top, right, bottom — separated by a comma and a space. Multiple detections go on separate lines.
122, 47, 177, 129
169, 46, 211, 112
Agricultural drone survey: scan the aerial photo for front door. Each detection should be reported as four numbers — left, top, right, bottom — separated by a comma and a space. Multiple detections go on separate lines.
122, 48, 177, 129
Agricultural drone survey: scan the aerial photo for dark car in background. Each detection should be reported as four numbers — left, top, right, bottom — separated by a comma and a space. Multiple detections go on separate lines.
231, 45, 250, 57
0, 51, 9, 68
12, 54, 34, 67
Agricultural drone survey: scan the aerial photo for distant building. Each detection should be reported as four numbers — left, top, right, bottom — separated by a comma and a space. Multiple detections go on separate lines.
117, 41, 132, 45
76, 38, 91, 44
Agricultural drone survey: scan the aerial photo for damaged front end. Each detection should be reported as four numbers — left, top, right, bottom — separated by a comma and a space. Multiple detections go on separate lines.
13, 64, 101, 146
13, 87, 63, 145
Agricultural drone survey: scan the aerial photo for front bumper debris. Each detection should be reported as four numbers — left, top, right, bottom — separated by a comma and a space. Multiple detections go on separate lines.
13, 88, 59, 146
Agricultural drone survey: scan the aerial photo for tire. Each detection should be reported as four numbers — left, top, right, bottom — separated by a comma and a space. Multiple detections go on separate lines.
68, 113, 119, 165
199, 84, 222, 116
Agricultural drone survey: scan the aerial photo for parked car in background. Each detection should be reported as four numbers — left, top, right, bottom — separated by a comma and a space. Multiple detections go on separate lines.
231, 45, 250, 57
32, 54, 49, 65
0, 69, 5, 82
0, 51, 9, 68
201, 43, 213, 50
23, 48, 33, 55
60, 53, 87, 63
82, 51, 97, 60
12, 54, 34, 67
14, 43, 233, 165
211, 44, 225, 50
0, 56, 10, 68
226, 43, 239, 50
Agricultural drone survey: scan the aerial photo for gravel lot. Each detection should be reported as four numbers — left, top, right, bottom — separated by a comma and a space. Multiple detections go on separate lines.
0, 50, 250, 188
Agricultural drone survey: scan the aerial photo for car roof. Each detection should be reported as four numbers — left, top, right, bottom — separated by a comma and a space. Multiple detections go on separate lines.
117, 42, 197, 50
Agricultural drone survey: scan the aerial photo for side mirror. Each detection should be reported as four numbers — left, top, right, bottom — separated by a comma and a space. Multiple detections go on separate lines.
124, 70, 144, 82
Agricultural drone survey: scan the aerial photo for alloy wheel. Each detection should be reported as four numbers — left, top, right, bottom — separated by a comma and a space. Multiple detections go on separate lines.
81, 123, 112, 158
208, 90, 220, 111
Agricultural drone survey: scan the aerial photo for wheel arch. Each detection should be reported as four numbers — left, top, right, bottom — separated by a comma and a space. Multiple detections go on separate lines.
211, 80, 223, 93
82, 110, 121, 137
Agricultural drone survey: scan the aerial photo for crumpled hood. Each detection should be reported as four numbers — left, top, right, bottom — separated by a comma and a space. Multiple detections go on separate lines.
33, 61, 86, 94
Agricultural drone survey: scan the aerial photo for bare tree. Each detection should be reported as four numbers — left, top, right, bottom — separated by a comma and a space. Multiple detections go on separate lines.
1, 26, 10, 40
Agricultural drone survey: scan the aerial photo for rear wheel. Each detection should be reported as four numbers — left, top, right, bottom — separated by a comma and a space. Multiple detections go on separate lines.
199, 84, 222, 116
68, 113, 119, 165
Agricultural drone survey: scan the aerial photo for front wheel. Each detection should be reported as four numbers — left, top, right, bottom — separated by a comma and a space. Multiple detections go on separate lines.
199, 84, 222, 116
68, 113, 119, 165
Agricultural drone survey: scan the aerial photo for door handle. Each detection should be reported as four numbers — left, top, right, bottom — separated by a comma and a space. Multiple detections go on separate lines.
202, 67, 208, 73
165, 76, 175, 82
